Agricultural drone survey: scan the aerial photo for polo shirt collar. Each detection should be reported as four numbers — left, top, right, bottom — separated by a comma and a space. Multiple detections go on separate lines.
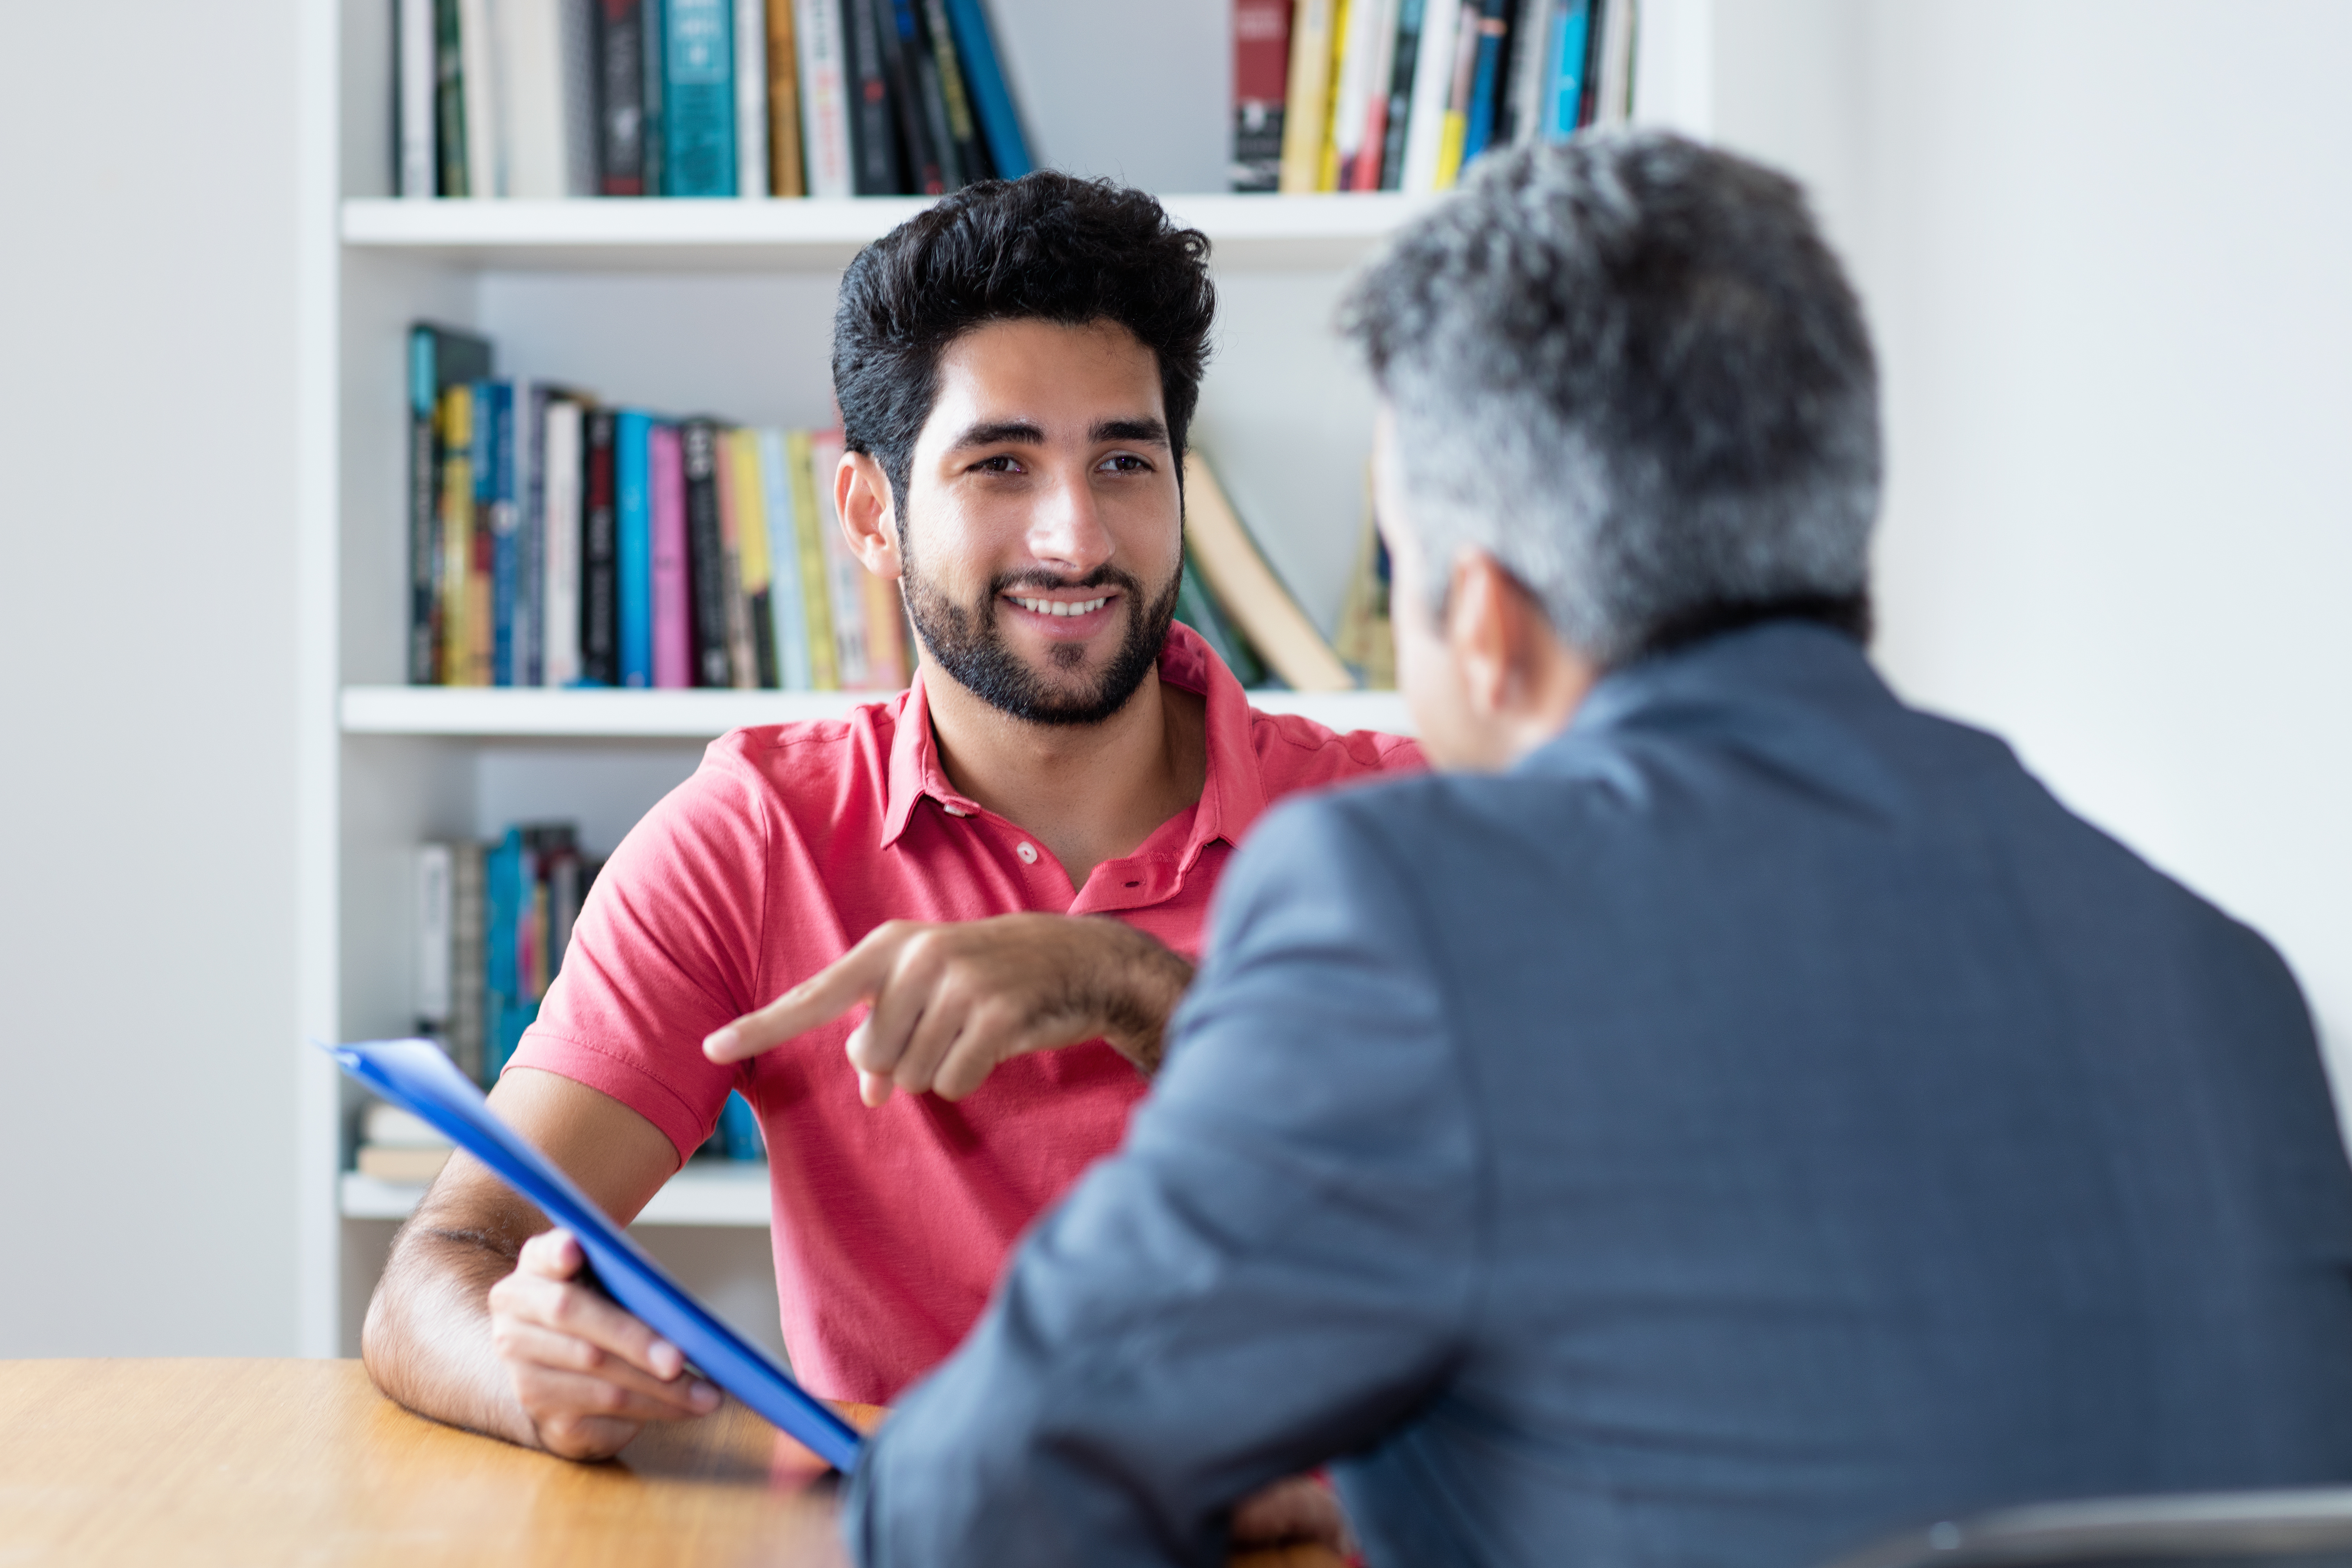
880, 622, 1267, 862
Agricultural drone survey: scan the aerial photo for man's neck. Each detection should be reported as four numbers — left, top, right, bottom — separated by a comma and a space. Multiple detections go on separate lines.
923, 662, 1208, 893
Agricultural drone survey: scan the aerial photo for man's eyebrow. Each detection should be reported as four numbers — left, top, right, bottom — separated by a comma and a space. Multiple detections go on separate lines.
947, 419, 1046, 448
1091, 417, 1169, 446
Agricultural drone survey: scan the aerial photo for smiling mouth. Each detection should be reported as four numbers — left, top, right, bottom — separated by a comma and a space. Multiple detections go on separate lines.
1008, 595, 1112, 617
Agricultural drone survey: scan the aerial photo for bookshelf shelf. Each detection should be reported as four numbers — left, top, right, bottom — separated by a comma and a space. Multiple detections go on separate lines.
341, 1160, 773, 1227
339, 684, 1413, 739
339, 193, 1437, 272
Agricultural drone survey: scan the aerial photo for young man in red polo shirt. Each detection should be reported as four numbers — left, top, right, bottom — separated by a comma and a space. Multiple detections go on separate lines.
361, 174, 1418, 1483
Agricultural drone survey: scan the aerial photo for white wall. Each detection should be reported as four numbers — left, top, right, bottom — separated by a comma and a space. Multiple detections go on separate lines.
1714, 0, 2352, 1115
0, 1, 303, 1352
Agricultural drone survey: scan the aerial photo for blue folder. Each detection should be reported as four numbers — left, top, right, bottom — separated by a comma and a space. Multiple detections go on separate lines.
325, 1037, 863, 1472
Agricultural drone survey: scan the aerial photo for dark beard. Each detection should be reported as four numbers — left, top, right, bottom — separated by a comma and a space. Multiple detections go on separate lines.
901, 555, 1180, 727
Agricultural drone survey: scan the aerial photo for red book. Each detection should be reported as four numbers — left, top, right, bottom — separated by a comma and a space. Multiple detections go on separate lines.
1231, 0, 1292, 191
650, 423, 691, 689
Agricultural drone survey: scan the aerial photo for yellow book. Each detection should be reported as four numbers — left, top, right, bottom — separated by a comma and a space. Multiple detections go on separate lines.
786, 430, 840, 691
1181, 453, 1354, 692
1316, 0, 1351, 192
1276, 0, 1337, 194
726, 430, 776, 686
1434, 112, 1468, 190
436, 385, 474, 686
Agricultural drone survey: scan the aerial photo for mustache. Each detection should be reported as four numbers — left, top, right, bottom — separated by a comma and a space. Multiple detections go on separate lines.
989, 566, 1140, 597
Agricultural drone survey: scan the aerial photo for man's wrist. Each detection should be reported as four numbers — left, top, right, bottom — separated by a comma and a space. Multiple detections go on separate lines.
1086, 920, 1194, 1076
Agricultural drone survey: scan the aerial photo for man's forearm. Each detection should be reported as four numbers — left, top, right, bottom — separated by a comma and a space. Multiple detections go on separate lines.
361, 1188, 543, 1448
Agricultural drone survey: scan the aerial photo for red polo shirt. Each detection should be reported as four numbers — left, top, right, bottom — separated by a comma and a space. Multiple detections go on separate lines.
510, 624, 1421, 1402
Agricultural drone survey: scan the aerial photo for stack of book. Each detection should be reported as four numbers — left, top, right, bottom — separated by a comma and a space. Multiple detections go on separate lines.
414, 822, 602, 1085
406, 321, 1393, 693
394, 0, 1033, 200
1229, 0, 1636, 193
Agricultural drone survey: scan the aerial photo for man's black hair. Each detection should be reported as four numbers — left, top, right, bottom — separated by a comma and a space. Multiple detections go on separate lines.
831, 171, 1217, 519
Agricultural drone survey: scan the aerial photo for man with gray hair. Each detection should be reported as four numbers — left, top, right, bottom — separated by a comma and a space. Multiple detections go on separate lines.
841, 131, 2352, 1568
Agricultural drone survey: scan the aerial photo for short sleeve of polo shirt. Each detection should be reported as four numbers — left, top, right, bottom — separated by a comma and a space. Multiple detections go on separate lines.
508, 744, 778, 1162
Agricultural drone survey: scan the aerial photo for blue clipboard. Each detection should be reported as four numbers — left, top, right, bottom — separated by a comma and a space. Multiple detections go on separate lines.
324, 1038, 863, 1473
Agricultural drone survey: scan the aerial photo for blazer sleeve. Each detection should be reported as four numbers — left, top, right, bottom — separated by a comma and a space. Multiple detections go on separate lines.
842, 791, 1481, 1567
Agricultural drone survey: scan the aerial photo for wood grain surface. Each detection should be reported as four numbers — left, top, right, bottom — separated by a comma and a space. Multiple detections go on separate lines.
0, 1360, 1345, 1567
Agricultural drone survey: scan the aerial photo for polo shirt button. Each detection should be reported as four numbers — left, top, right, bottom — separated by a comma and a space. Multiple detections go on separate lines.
1016, 842, 1039, 864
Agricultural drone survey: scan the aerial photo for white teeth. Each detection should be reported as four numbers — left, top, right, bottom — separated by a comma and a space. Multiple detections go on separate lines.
1016, 596, 1108, 617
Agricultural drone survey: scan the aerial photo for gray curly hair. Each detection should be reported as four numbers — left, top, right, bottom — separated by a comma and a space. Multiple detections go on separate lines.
1340, 129, 1881, 667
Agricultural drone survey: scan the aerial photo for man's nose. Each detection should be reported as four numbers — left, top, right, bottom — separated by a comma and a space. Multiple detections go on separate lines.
1024, 465, 1116, 576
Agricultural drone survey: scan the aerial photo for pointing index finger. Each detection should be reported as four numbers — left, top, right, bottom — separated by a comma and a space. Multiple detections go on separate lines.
702, 927, 904, 1063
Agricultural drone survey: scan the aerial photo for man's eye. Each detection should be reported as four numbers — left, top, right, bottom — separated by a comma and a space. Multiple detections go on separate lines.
1101, 454, 1151, 474
973, 454, 1024, 474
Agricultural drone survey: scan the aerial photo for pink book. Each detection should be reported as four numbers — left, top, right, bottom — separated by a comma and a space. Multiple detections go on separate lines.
650, 423, 691, 690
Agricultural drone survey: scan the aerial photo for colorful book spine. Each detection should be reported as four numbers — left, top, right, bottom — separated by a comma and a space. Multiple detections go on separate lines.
921, 0, 989, 181
766, 0, 807, 194
1317, 0, 1352, 189
1399, 0, 1459, 191
1432, 0, 1483, 187
485, 381, 520, 685
759, 428, 813, 689
399, 0, 437, 196
734, 0, 770, 196
407, 324, 492, 683
898, 0, 961, 192
681, 418, 732, 686
436, 385, 475, 682
616, 409, 655, 686
581, 407, 620, 684
1545, 0, 1590, 140
435, 0, 470, 195
794, 0, 852, 195
1375, 0, 1429, 189
1276, 0, 1336, 193
641, 0, 667, 193
466, 378, 498, 685
663, 0, 737, 195
1456, 0, 1511, 168
1232, 0, 1291, 191
599, 0, 648, 193
726, 428, 779, 688
516, 382, 548, 686
459, 0, 501, 196
650, 421, 691, 688
842, 0, 902, 194
788, 429, 840, 689
541, 397, 584, 687
940, 0, 1031, 178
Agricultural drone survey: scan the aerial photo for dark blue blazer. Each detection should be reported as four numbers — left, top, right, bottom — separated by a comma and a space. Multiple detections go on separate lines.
846, 623, 2352, 1568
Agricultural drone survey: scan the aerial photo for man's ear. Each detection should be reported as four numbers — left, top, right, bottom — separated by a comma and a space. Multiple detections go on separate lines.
837, 450, 904, 579
1443, 550, 1529, 720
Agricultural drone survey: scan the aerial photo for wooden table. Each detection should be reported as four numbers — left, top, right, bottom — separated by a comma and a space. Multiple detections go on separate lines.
0, 1360, 1344, 1566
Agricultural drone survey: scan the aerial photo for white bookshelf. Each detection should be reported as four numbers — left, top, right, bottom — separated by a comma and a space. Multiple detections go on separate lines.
343, 1161, 773, 1226
296, 0, 1710, 1357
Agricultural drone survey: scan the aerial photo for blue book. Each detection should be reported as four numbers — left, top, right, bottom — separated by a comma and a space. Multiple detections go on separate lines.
483, 828, 522, 1081
942, 0, 1031, 178
1546, 0, 1592, 140
484, 381, 518, 687
662, 0, 735, 196
322, 1038, 861, 1471
617, 410, 654, 688
756, 429, 812, 690
1459, 0, 1510, 166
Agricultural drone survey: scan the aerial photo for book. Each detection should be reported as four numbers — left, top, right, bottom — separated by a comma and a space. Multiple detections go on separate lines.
651, 422, 692, 687
1231, 0, 1290, 191
681, 418, 733, 686
1316, 0, 1352, 189
1431, 0, 1485, 187
581, 406, 621, 684
1181, 452, 1354, 691
436, 0, 471, 194
1497, 0, 1552, 146
920, 0, 991, 182
459, 0, 501, 194
366, 1102, 455, 1149
1456, 0, 1510, 169
663, 0, 738, 195
616, 408, 655, 686
515, 382, 547, 685
765, 0, 807, 194
485, 829, 525, 1076
1172, 546, 1267, 687
842, 0, 904, 194
900, 0, 962, 191
642, 0, 666, 193
501, 0, 602, 196
1589, 0, 1634, 124
436, 386, 474, 682
541, 397, 584, 687
758, 428, 814, 689
725, 428, 779, 687
1397, 0, 1458, 190
408, 324, 493, 684
1276, 0, 1337, 193
399, 0, 438, 196
940, 0, 1031, 178
1374, 0, 1429, 189
1328, 0, 1392, 194
414, 843, 456, 1033
735, 0, 771, 196
450, 839, 488, 1080
880, 0, 945, 194
787, 430, 840, 688
598, 0, 650, 193
483, 381, 520, 685
794, 0, 853, 195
